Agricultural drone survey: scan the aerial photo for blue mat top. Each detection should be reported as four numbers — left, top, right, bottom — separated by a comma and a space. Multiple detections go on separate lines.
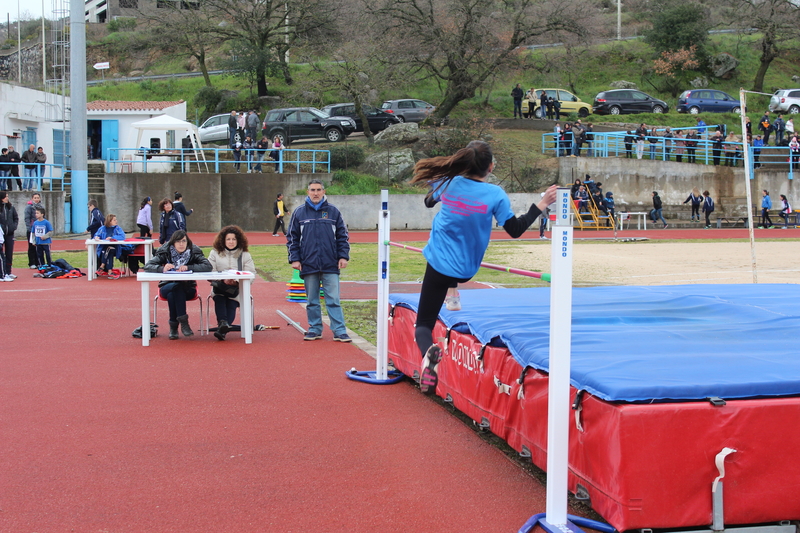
389, 284, 800, 402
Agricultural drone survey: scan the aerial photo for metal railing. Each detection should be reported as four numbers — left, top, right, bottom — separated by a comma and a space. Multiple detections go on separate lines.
107, 147, 331, 174
1, 163, 68, 192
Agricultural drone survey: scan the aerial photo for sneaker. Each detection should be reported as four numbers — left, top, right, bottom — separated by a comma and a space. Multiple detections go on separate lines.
445, 294, 461, 311
29, 265, 37, 269
8, 274, 16, 279
663, 224, 668, 229
419, 345, 442, 396
333, 333, 352, 343
272, 234, 279, 237
303, 331, 322, 341
96, 269, 108, 277
108, 269, 122, 280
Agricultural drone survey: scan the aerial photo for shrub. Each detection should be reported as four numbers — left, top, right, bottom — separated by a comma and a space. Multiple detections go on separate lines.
329, 145, 365, 170
108, 17, 137, 33
195, 86, 223, 115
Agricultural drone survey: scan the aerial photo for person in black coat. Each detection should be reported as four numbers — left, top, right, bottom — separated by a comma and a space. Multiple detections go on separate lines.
172, 191, 194, 229
144, 230, 212, 339
158, 198, 186, 245
0, 192, 19, 278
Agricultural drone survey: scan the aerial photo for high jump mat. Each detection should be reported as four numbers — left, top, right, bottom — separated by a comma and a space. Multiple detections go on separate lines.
387, 284, 800, 531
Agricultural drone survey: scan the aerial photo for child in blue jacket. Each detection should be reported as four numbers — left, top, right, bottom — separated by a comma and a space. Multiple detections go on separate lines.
32, 206, 53, 266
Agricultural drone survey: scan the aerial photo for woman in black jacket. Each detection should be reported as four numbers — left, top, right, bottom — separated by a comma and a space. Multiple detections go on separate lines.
145, 230, 212, 339
0, 192, 19, 279
158, 198, 186, 245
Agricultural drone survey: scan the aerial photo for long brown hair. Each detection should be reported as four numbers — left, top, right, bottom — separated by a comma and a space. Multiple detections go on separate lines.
410, 140, 494, 198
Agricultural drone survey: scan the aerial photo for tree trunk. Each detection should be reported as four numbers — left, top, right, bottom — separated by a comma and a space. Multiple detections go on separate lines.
753, 35, 777, 93
278, 54, 293, 86
196, 50, 212, 87
433, 80, 475, 120
353, 95, 374, 146
256, 65, 269, 96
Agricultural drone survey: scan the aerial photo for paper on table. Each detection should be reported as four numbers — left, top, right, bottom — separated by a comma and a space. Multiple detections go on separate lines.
164, 269, 193, 274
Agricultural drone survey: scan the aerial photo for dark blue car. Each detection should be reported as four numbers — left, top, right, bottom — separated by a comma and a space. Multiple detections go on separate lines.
677, 90, 741, 114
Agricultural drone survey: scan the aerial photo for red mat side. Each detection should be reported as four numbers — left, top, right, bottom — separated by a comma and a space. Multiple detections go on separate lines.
388, 305, 800, 530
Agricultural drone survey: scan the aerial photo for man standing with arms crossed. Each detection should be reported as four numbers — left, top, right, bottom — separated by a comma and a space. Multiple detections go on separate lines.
287, 180, 352, 343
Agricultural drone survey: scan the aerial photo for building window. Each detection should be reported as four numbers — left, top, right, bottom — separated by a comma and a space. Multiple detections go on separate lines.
181, 1, 199, 8
157, 0, 177, 7
119, 0, 138, 7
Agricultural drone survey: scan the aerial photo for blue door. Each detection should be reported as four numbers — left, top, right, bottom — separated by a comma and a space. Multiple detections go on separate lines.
101, 120, 119, 160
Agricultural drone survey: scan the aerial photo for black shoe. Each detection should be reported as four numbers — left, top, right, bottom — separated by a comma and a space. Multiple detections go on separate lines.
214, 320, 230, 341
177, 314, 194, 337
169, 320, 179, 340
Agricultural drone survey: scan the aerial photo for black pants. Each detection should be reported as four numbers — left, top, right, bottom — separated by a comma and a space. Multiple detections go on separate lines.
691, 204, 700, 219
138, 224, 151, 238
761, 208, 773, 227
159, 281, 197, 321
2, 231, 14, 274
414, 263, 470, 359
213, 293, 240, 325
705, 211, 712, 227
712, 149, 721, 166
36, 244, 51, 266
273, 216, 286, 235
687, 147, 696, 163
624, 143, 632, 158
99, 245, 118, 271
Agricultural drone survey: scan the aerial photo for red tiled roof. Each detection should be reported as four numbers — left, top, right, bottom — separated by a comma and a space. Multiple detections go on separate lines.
87, 100, 185, 112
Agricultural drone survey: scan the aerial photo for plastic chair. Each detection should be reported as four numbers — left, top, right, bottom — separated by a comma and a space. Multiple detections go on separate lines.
206, 293, 254, 335
123, 243, 147, 277
154, 291, 205, 335
618, 212, 630, 230
120, 155, 133, 173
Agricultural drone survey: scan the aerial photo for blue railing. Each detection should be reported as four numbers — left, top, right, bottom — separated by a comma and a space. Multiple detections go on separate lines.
107, 147, 331, 174
1, 163, 68, 192
541, 125, 800, 179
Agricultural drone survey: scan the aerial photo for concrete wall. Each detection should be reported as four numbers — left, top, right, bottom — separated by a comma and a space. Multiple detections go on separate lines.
5, 191, 66, 238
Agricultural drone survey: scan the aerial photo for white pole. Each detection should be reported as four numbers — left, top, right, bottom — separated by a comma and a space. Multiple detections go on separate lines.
739, 88, 758, 284
545, 187, 574, 525
17, 0, 21, 83
41, 0, 45, 87
617, 0, 621, 40
375, 189, 390, 381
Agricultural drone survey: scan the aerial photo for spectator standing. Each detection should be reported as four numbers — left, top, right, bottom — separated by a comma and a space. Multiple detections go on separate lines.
562, 122, 573, 157
7, 146, 21, 192
760, 189, 774, 228
711, 130, 724, 166
779, 194, 792, 229
553, 98, 561, 120
623, 131, 634, 158
237, 111, 246, 135
246, 110, 259, 141
271, 136, 284, 172
158, 198, 186, 245
745, 116, 752, 138
696, 117, 707, 140
759, 111, 772, 145
232, 139, 243, 173
137, 196, 153, 237
790, 136, 800, 173
254, 136, 270, 173
753, 135, 764, 168
0, 192, 18, 279
32, 206, 53, 267
24, 192, 42, 268
674, 130, 685, 163
173, 192, 194, 229
685, 129, 699, 163
524, 88, 535, 118
635, 123, 647, 160
650, 191, 667, 228
648, 127, 659, 160
571, 121, 584, 157
273, 193, 287, 237
774, 115, 786, 145
35, 147, 46, 180
243, 136, 255, 172
786, 117, 795, 139
539, 91, 547, 120
553, 123, 561, 157
662, 127, 673, 160
0, 148, 10, 190
683, 188, 703, 222
288, 180, 352, 343
87, 199, 104, 236
511, 84, 524, 119
702, 191, 715, 229
228, 110, 238, 146
21, 144, 37, 191
585, 124, 594, 157
723, 133, 736, 167
546, 96, 554, 120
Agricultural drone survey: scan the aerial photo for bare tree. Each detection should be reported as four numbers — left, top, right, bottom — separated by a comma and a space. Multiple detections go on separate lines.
140, 5, 223, 87
722, 0, 800, 92
369, 0, 599, 119
206, 0, 338, 94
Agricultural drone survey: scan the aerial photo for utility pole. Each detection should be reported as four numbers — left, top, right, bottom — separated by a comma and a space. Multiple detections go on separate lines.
70, 0, 88, 232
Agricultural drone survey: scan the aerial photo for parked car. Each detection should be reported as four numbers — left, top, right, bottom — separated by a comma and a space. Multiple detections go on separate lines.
320, 103, 400, 133
198, 113, 230, 143
676, 90, 741, 114
592, 89, 669, 115
769, 89, 800, 114
380, 99, 436, 123
262, 107, 356, 145
523, 88, 592, 118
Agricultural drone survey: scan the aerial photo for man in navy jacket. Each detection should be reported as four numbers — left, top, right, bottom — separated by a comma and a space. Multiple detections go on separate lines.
288, 180, 351, 342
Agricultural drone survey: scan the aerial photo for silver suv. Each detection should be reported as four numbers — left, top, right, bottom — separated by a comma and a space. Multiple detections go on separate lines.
769, 89, 800, 114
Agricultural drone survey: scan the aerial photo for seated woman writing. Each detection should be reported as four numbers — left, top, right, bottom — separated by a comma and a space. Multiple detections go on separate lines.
207, 225, 256, 341
93, 213, 126, 279
144, 230, 212, 340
